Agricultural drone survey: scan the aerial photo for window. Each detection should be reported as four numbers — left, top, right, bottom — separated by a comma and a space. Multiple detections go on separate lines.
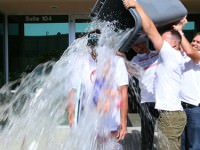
184, 14, 200, 41
183, 21, 196, 41
183, 21, 195, 30
75, 19, 91, 39
0, 14, 4, 87
8, 15, 69, 81
25, 23, 69, 36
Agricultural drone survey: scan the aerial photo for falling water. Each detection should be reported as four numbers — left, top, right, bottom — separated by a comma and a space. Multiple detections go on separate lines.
0, 21, 144, 150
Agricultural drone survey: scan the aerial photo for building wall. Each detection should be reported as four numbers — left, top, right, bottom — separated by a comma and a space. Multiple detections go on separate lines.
0, 15, 91, 84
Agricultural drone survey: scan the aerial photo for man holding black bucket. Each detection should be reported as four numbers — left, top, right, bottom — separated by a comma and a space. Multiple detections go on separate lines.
123, 0, 189, 149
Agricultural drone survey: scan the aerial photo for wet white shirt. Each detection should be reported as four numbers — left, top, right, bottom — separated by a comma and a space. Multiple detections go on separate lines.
71, 53, 129, 131
131, 51, 158, 103
101, 56, 128, 131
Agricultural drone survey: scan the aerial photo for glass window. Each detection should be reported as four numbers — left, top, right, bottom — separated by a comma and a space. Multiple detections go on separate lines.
184, 14, 199, 41
183, 21, 196, 41
183, 21, 195, 30
0, 14, 5, 87
8, 15, 69, 81
75, 19, 91, 39
25, 23, 69, 36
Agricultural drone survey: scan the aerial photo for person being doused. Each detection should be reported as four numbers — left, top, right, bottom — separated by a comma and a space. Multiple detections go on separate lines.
66, 29, 129, 144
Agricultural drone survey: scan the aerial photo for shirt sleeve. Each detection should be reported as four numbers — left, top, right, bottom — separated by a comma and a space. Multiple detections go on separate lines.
115, 57, 129, 86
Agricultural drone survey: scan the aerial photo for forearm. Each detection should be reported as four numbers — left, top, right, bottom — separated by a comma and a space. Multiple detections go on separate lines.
136, 4, 163, 51
173, 17, 200, 63
134, 3, 154, 36
67, 88, 77, 127
180, 33, 200, 63
123, 0, 163, 51
120, 85, 128, 129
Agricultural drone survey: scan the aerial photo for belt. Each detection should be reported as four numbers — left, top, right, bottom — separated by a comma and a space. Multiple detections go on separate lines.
181, 102, 200, 109
159, 110, 182, 113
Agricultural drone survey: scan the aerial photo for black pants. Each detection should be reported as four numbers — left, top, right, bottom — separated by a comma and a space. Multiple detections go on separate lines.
140, 102, 159, 150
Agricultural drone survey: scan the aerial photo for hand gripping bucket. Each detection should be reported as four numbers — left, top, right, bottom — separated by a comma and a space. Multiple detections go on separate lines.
90, 0, 187, 52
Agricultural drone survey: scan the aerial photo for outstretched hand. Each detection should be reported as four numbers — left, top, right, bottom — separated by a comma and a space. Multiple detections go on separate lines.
173, 16, 188, 32
123, 0, 137, 9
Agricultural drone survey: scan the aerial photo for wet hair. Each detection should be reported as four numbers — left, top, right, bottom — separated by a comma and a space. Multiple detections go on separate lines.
87, 29, 101, 47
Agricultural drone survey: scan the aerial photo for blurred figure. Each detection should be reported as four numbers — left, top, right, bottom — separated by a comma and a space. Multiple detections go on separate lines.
67, 29, 129, 144
117, 35, 159, 150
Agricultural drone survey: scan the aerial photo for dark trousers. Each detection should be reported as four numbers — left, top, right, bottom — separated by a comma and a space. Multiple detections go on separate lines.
181, 105, 200, 150
140, 102, 159, 150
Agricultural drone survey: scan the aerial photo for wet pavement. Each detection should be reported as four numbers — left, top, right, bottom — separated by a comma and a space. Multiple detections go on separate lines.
121, 130, 158, 150
122, 113, 159, 150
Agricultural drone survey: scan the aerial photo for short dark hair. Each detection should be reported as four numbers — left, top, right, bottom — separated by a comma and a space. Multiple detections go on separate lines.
87, 29, 101, 47
170, 29, 182, 42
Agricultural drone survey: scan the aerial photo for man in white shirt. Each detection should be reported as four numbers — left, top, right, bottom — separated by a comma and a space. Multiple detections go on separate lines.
123, 1, 189, 149
173, 19, 200, 150
131, 37, 159, 150
117, 36, 159, 149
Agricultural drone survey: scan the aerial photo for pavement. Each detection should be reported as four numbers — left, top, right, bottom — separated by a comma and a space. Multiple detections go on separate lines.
0, 113, 159, 150
121, 113, 159, 150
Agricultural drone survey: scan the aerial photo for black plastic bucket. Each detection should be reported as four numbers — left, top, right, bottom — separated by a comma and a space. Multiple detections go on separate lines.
90, 0, 187, 52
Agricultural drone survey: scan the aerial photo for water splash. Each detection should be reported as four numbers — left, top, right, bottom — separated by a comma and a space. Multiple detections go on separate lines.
0, 21, 141, 150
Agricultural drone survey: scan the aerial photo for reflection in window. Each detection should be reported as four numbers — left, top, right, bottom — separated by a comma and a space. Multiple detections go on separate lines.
8, 15, 69, 81
25, 23, 69, 36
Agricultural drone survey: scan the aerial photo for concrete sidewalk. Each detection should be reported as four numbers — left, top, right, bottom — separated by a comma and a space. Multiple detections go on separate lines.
123, 113, 158, 150
122, 128, 158, 150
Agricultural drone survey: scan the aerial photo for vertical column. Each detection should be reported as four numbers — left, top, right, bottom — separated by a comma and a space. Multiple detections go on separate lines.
4, 15, 9, 83
69, 15, 75, 45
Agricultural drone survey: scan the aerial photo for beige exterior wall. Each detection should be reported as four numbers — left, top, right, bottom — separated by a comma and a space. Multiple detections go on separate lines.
0, 0, 95, 15
0, 0, 200, 15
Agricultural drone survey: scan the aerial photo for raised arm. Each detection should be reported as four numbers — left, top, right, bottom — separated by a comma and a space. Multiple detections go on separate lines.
181, 35, 200, 63
173, 17, 200, 63
123, 0, 163, 52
